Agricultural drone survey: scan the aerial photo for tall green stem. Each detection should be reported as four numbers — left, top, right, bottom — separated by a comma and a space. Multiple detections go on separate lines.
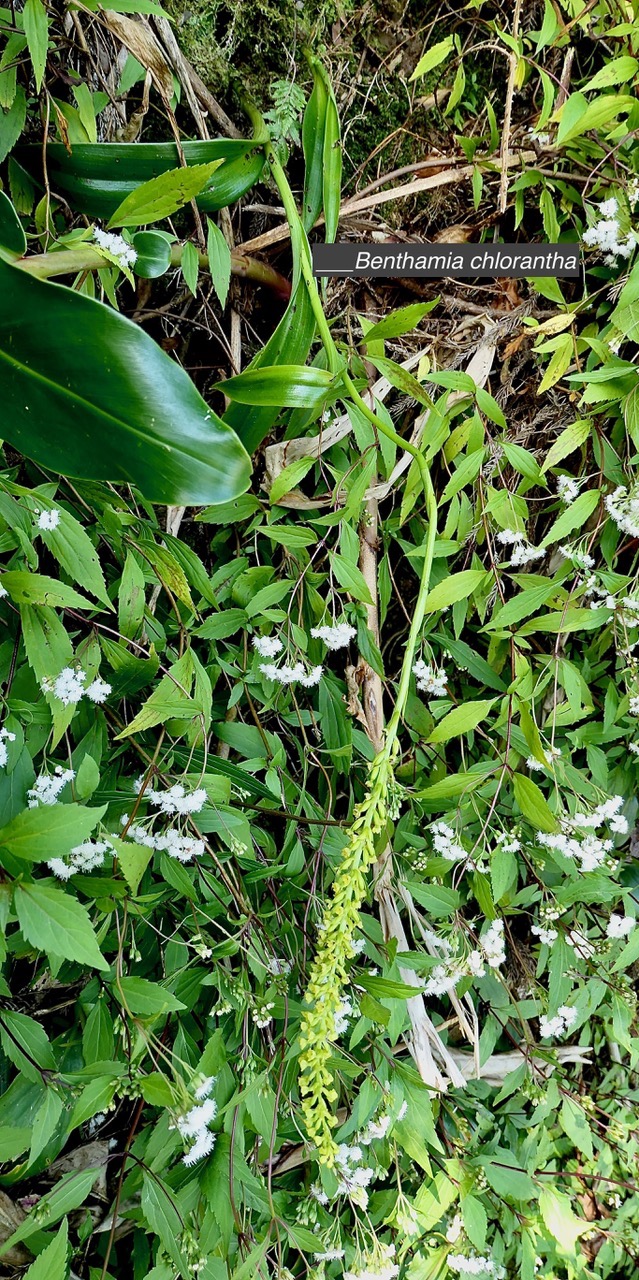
268, 146, 439, 741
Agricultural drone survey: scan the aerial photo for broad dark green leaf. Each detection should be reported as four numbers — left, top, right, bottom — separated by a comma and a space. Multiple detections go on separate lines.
17, 140, 265, 220
1, 260, 251, 505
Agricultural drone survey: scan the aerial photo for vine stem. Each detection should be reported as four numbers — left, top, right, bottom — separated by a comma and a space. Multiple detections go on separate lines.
267, 147, 439, 747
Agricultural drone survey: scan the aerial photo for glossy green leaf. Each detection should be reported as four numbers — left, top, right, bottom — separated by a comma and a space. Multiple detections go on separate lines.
216, 364, 336, 408
117, 976, 186, 1016
222, 279, 317, 452
17, 140, 265, 220
322, 87, 341, 243
0, 190, 26, 260
131, 230, 172, 278
423, 570, 487, 612
0, 260, 251, 505
302, 56, 328, 231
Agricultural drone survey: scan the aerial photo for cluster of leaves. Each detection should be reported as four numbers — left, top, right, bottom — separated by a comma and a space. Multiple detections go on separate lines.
2, 4, 639, 1280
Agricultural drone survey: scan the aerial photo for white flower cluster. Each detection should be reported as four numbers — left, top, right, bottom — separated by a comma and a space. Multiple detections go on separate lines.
531, 904, 561, 947
344, 1244, 399, 1280
605, 484, 639, 540
495, 830, 521, 854
537, 795, 627, 872
41, 667, 111, 707
176, 1078, 217, 1166
539, 1004, 578, 1039
0, 724, 16, 768
333, 995, 354, 1037
480, 918, 506, 968
431, 821, 466, 862
566, 928, 596, 960
425, 920, 506, 995
582, 197, 634, 263
582, 571, 617, 611
314, 1248, 346, 1263
557, 476, 579, 504
260, 661, 323, 687
148, 783, 207, 816
252, 635, 283, 657
93, 226, 137, 269
123, 820, 205, 863
360, 1113, 392, 1145
36, 508, 61, 530
566, 795, 628, 835
496, 528, 544, 567
607, 913, 635, 938
311, 622, 357, 650
27, 766, 75, 807
559, 545, 595, 572
413, 660, 448, 697
334, 1143, 377, 1208
48, 838, 112, 880
448, 1255, 505, 1278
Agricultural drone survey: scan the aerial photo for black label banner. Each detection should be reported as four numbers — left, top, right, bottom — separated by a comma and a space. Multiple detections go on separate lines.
311, 242, 581, 279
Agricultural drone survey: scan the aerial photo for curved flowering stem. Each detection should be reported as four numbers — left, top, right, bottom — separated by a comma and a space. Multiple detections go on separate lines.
268, 147, 440, 1163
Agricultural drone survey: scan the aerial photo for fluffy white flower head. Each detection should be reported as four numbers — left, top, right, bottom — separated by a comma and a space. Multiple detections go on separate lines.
311, 622, 357, 650
37, 508, 61, 530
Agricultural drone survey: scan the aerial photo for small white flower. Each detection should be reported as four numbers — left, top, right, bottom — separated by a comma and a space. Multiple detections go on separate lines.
311, 622, 357, 650
93, 226, 137, 269
193, 1076, 217, 1100
557, 475, 579, 505
606, 914, 635, 939
49, 667, 86, 706
182, 1129, 215, 1166
314, 1249, 345, 1262
37, 508, 61, 530
27, 767, 75, 807
252, 634, 283, 657
413, 659, 448, 697
149, 784, 207, 816
540, 1004, 578, 1039
0, 582, 7, 598
85, 677, 112, 704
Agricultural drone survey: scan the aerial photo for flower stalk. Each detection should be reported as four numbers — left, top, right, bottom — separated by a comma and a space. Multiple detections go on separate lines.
267, 146, 440, 1163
